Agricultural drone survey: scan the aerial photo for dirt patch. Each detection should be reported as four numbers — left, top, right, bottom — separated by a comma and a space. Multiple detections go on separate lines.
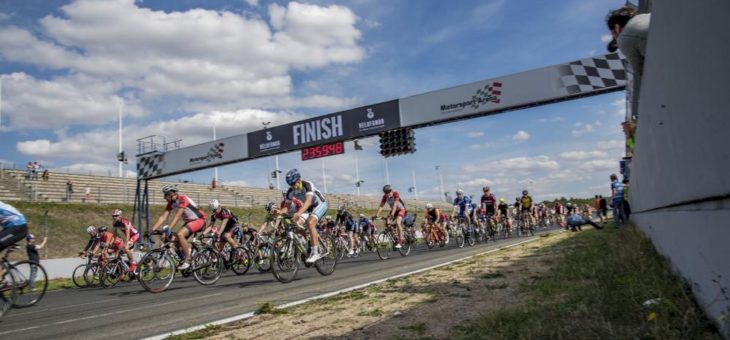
205, 232, 570, 339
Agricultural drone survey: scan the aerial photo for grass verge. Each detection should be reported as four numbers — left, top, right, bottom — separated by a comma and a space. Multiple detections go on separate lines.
453, 224, 721, 339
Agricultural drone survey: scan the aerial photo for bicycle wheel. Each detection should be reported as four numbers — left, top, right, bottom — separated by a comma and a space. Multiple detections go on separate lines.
314, 235, 337, 276
335, 236, 347, 260
137, 250, 175, 293
0, 266, 17, 319
230, 246, 251, 275
83, 262, 101, 287
10, 261, 48, 308
192, 247, 223, 285
72, 264, 88, 288
254, 244, 272, 273
456, 227, 465, 248
271, 237, 300, 283
375, 231, 393, 260
466, 226, 476, 246
398, 232, 412, 257
100, 261, 123, 288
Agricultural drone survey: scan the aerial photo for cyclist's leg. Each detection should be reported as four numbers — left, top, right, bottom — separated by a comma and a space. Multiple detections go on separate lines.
395, 214, 404, 244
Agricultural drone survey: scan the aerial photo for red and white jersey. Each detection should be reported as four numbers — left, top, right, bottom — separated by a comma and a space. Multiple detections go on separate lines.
166, 194, 206, 223
113, 217, 138, 237
381, 191, 405, 211
280, 197, 303, 216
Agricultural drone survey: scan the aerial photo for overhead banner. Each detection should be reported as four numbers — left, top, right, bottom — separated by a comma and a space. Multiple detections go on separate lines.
399, 53, 626, 127
247, 100, 400, 157
137, 134, 248, 179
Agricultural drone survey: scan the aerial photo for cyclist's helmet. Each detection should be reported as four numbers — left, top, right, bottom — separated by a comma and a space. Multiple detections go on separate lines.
382, 184, 392, 194
97, 225, 108, 233
482, 186, 490, 192
265, 202, 276, 212
209, 199, 220, 211
456, 189, 464, 196
285, 169, 301, 186
25, 234, 35, 241
522, 190, 528, 195
499, 198, 505, 202
86, 225, 96, 234
425, 203, 434, 210
515, 197, 520, 201
359, 213, 365, 218
338, 205, 347, 212
112, 209, 122, 217
162, 185, 178, 194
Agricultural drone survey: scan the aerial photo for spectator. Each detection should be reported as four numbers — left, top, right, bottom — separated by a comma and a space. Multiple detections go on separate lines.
622, 120, 637, 157
26, 234, 47, 291
83, 187, 91, 203
598, 195, 608, 224
622, 178, 632, 220
42, 169, 49, 181
606, 6, 650, 77
66, 180, 74, 202
610, 174, 626, 227
593, 195, 601, 220
31, 162, 39, 180
566, 213, 604, 232
25, 162, 33, 179
211, 178, 217, 190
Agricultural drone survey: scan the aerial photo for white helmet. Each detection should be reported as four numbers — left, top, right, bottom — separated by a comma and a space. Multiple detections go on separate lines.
359, 213, 365, 218
425, 203, 434, 210
456, 189, 464, 195
209, 199, 220, 211
162, 185, 178, 194
86, 226, 96, 234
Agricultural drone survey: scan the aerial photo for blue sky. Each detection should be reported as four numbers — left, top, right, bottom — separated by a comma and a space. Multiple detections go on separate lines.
0, 0, 626, 202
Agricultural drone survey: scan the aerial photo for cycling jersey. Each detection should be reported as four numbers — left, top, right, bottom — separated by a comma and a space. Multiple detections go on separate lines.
166, 194, 206, 223
286, 180, 326, 212
210, 208, 240, 233
481, 194, 497, 214
280, 197, 303, 217
554, 203, 564, 215
426, 208, 441, 222
498, 203, 509, 216
520, 195, 533, 210
99, 231, 123, 250
336, 211, 355, 228
113, 217, 139, 238
0, 201, 26, 229
381, 191, 406, 213
453, 196, 473, 217
83, 235, 100, 252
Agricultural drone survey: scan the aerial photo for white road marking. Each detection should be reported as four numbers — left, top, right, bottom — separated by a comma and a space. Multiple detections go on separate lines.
0, 325, 41, 336
144, 234, 556, 340
8, 298, 120, 317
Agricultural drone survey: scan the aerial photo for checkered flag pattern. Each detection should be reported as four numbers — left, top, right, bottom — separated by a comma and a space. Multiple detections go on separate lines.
558, 53, 626, 94
471, 81, 502, 109
137, 153, 164, 179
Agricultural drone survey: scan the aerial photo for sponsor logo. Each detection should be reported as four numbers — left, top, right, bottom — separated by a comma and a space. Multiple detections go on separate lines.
190, 142, 225, 164
259, 131, 281, 152
292, 115, 344, 145
440, 81, 502, 113
358, 108, 386, 132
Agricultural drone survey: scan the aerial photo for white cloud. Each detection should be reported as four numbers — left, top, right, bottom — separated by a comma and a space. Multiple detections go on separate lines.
0, 0, 365, 130
243, 0, 259, 6
579, 159, 617, 172
571, 121, 602, 136
512, 130, 530, 141
560, 150, 608, 160
612, 98, 627, 117
467, 131, 485, 137
469, 142, 494, 150
463, 155, 559, 175
601, 34, 613, 43
597, 139, 624, 151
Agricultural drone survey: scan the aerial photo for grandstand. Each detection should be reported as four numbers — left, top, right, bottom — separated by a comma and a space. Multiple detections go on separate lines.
0, 169, 451, 211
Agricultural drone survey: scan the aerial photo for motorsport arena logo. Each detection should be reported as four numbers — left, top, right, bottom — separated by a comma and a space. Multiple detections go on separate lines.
357, 108, 385, 132
440, 81, 502, 113
259, 131, 281, 151
190, 142, 225, 164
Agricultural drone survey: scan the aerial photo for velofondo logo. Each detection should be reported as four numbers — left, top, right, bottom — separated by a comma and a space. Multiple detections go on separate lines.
358, 107, 385, 132
440, 81, 502, 113
190, 142, 225, 164
259, 131, 281, 151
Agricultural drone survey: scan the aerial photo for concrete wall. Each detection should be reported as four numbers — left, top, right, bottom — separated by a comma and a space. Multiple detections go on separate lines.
631, 0, 730, 335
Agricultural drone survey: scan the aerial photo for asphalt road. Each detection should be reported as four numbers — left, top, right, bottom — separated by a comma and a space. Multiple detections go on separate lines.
0, 229, 557, 339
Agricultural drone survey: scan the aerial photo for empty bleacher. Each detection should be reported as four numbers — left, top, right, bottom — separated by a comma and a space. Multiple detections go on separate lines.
0, 169, 452, 211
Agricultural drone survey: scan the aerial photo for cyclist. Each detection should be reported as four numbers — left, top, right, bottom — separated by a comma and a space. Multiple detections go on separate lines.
0, 201, 30, 280
497, 198, 511, 236
78, 225, 100, 257
518, 190, 535, 226
451, 189, 473, 227
94, 225, 136, 273
112, 209, 139, 250
205, 199, 240, 249
285, 169, 328, 263
151, 185, 207, 270
358, 214, 376, 243
374, 184, 407, 249
423, 203, 445, 242
336, 206, 359, 256
259, 202, 282, 235
554, 200, 565, 227
480, 186, 498, 230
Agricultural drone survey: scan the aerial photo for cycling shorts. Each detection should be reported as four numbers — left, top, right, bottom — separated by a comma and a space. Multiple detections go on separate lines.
521, 207, 532, 213
0, 224, 28, 251
222, 222, 240, 235
128, 233, 140, 245
301, 201, 328, 222
393, 208, 407, 218
183, 218, 206, 234
345, 221, 361, 233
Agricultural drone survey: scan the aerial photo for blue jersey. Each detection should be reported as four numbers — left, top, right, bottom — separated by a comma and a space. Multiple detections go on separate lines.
567, 214, 584, 226
453, 196, 473, 215
359, 217, 372, 229
0, 201, 26, 229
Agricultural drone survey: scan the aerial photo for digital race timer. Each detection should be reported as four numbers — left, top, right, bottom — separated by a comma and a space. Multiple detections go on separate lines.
301, 141, 345, 161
